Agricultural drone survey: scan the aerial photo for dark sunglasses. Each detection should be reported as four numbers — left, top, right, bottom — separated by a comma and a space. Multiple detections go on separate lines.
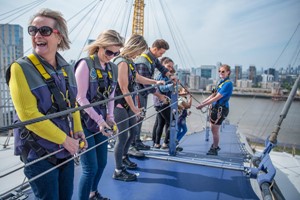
28, 26, 59, 37
219, 70, 226, 74
104, 49, 120, 57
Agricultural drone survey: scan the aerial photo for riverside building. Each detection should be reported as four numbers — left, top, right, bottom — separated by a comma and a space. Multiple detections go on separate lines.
0, 24, 23, 127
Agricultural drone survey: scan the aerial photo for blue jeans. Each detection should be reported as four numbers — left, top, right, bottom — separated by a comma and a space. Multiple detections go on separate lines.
177, 120, 187, 142
78, 128, 108, 200
24, 158, 74, 200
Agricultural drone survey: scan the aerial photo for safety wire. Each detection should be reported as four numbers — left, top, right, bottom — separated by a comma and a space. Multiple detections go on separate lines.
0, 90, 206, 183
81, 100, 177, 157
251, 101, 278, 150
0, 81, 171, 133
0, 97, 178, 197
0, 0, 46, 23
191, 104, 206, 122
175, 82, 209, 144
0, 81, 172, 194
178, 102, 208, 147
235, 96, 257, 126
178, 82, 208, 114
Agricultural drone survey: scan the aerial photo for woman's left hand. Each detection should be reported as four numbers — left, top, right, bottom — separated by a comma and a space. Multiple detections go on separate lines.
74, 131, 88, 151
106, 118, 116, 127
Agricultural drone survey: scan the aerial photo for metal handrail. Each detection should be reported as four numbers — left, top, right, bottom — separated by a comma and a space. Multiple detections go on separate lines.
0, 81, 170, 133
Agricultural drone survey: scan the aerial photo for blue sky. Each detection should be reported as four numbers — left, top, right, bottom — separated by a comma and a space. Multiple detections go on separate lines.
1, 0, 300, 71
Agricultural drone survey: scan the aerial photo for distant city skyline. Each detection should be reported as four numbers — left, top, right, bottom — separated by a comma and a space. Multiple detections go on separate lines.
1, 0, 300, 69
178, 63, 300, 73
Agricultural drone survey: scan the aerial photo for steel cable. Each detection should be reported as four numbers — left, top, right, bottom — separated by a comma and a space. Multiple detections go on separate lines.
0, 81, 172, 176
0, 98, 178, 198
0, 81, 170, 133
0, 0, 46, 22
0, 95, 175, 179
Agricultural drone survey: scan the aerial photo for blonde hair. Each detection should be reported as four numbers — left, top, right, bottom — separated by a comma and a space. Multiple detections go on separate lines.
120, 34, 148, 59
29, 8, 70, 51
85, 30, 124, 55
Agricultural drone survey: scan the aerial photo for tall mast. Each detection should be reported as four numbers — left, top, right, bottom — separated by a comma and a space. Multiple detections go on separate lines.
269, 75, 300, 144
132, 0, 145, 35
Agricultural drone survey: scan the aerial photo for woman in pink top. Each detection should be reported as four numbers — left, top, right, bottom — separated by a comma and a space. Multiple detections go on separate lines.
75, 30, 124, 200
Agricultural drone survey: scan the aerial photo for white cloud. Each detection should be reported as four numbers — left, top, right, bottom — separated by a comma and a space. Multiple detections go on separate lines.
1, 0, 300, 70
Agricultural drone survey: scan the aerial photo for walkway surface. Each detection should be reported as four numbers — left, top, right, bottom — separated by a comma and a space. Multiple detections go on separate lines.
0, 124, 299, 199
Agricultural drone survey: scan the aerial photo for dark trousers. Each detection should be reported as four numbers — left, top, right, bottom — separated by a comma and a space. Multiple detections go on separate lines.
153, 105, 170, 145
114, 107, 137, 169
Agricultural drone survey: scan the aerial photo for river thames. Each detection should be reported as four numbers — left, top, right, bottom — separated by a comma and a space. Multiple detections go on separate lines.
141, 94, 300, 148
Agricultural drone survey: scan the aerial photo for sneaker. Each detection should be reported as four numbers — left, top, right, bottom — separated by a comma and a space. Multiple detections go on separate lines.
107, 139, 115, 149
128, 146, 145, 158
153, 144, 161, 149
161, 143, 169, 150
176, 145, 183, 152
206, 147, 218, 156
89, 191, 110, 200
112, 167, 137, 181
135, 142, 150, 150
210, 144, 221, 151
122, 155, 137, 169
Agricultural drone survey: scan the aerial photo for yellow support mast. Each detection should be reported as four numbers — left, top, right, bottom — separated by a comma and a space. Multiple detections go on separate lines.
132, 0, 145, 36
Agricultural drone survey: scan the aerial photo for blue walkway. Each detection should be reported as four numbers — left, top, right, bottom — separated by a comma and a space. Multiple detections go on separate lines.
24, 124, 259, 200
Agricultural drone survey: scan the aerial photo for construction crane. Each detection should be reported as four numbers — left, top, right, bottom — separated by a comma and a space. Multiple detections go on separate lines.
132, 0, 145, 35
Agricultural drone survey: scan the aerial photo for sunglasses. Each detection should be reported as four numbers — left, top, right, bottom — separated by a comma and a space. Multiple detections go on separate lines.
104, 49, 120, 57
28, 26, 59, 37
219, 70, 226, 74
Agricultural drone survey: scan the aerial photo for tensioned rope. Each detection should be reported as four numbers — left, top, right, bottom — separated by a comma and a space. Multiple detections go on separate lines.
177, 81, 210, 126
289, 37, 300, 66
272, 22, 300, 69
159, 0, 196, 68
109, 0, 128, 34
76, 1, 105, 60
147, 0, 163, 39
178, 81, 209, 114
0, 0, 47, 63
122, 0, 134, 38
236, 95, 257, 126
158, 0, 186, 68
0, 0, 46, 22
62, 1, 101, 58
0, 0, 39, 17
0, 89, 178, 198
68, 1, 100, 35
0, 82, 223, 196
0, 91, 174, 179
66, 0, 99, 23
0, 81, 170, 133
